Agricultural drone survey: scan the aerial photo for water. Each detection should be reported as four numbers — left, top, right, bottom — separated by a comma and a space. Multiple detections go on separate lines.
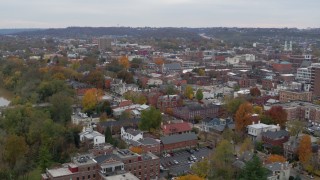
0, 87, 12, 107
0, 97, 10, 107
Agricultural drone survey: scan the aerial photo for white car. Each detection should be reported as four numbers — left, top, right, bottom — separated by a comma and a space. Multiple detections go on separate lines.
191, 155, 197, 161
173, 160, 179, 164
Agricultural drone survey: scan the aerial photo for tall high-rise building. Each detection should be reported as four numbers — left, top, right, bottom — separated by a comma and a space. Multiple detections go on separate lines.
284, 41, 292, 51
98, 37, 112, 51
310, 63, 320, 97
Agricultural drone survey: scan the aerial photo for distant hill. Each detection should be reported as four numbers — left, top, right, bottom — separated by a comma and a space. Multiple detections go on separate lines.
0, 28, 44, 35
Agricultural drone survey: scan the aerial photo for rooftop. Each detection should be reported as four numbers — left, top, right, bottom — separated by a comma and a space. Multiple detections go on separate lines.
160, 132, 197, 144
103, 172, 139, 180
47, 167, 73, 178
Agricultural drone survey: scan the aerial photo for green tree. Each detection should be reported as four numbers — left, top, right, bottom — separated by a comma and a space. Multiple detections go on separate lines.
191, 159, 209, 178
105, 127, 114, 144
139, 107, 162, 131
39, 145, 52, 172
287, 120, 305, 137
239, 155, 267, 180
4, 134, 29, 168
196, 89, 203, 101
224, 97, 246, 116
49, 92, 73, 124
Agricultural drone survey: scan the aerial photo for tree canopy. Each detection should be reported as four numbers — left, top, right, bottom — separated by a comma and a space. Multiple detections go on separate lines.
139, 107, 162, 131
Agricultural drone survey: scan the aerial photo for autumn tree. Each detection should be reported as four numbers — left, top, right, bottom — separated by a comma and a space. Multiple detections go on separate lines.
4, 134, 29, 168
83, 70, 105, 88
253, 106, 263, 116
266, 154, 286, 164
130, 146, 143, 154
250, 87, 261, 97
239, 137, 254, 155
82, 88, 103, 112
154, 57, 164, 66
196, 89, 204, 101
209, 140, 234, 179
119, 56, 130, 69
49, 92, 73, 124
177, 175, 204, 180
266, 106, 287, 128
298, 135, 312, 165
139, 107, 162, 131
198, 69, 205, 76
235, 102, 253, 132
184, 85, 194, 100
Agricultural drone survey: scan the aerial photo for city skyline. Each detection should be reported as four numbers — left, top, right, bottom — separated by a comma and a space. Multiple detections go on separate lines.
0, 0, 319, 28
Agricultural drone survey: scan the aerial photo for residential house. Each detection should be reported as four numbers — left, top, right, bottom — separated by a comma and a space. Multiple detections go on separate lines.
79, 127, 105, 146
201, 117, 235, 133
121, 127, 143, 142
283, 134, 319, 160
265, 162, 290, 180
162, 63, 182, 74
147, 78, 163, 86
127, 137, 161, 155
247, 122, 280, 141
279, 90, 312, 103
261, 130, 290, 150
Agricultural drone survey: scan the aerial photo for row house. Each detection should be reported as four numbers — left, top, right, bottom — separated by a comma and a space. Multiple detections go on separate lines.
160, 133, 198, 152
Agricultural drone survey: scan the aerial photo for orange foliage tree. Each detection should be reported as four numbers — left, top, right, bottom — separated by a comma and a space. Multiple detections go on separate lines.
154, 57, 164, 65
177, 175, 204, 180
235, 102, 253, 132
266, 106, 287, 128
130, 146, 143, 154
266, 154, 286, 163
119, 56, 130, 69
298, 135, 312, 165
250, 87, 261, 97
82, 88, 103, 112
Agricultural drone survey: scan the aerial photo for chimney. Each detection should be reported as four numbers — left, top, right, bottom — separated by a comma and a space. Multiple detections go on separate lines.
164, 125, 166, 129
252, 121, 254, 125
258, 121, 260, 124
168, 121, 171, 124
277, 124, 279, 127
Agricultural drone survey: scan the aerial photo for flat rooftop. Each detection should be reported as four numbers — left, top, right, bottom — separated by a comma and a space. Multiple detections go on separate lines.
47, 167, 72, 177
103, 172, 139, 180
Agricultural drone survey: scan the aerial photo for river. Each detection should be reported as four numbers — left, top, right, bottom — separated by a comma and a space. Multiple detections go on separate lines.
0, 87, 13, 107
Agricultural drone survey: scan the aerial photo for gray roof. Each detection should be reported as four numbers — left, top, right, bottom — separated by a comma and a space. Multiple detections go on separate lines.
139, 137, 159, 145
160, 133, 197, 144
164, 63, 182, 70
232, 160, 246, 169
262, 130, 289, 140
94, 154, 121, 164
265, 162, 289, 172
126, 128, 142, 136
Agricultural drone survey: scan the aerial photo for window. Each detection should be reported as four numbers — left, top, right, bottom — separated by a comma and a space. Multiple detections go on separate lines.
88, 167, 90, 171
88, 175, 90, 179
77, 178, 79, 180
129, 160, 132, 163
139, 172, 141, 175
82, 176, 85, 180
93, 174, 95, 178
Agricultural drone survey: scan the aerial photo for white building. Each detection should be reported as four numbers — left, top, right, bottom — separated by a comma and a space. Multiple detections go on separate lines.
247, 122, 280, 141
79, 127, 105, 145
296, 67, 311, 82
147, 78, 163, 86
121, 127, 143, 142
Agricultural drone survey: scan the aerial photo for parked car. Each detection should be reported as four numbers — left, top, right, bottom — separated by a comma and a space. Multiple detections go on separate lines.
187, 149, 195, 154
173, 160, 179, 164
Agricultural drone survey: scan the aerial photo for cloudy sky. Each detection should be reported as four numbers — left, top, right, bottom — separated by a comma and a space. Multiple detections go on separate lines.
0, 0, 319, 28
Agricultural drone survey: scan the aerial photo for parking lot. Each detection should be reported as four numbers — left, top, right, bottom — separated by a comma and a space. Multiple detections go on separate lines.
160, 147, 212, 176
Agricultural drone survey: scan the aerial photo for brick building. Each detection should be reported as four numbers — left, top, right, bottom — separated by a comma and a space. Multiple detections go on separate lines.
128, 137, 161, 155
311, 65, 320, 97
160, 133, 198, 152
172, 103, 220, 121
279, 90, 312, 103
157, 95, 181, 112
272, 61, 292, 73
43, 149, 160, 180
161, 120, 192, 136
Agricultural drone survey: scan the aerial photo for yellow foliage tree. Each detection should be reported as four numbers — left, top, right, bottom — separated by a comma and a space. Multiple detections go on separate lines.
266, 154, 286, 163
298, 135, 312, 165
177, 175, 204, 180
253, 106, 263, 116
184, 85, 194, 100
191, 159, 209, 178
119, 56, 130, 69
82, 88, 103, 112
52, 72, 66, 80
198, 69, 205, 76
239, 137, 253, 155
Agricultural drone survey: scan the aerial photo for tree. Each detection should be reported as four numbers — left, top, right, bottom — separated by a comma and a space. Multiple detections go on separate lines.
119, 56, 130, 69
154, 57, 164, 66
224, 97, 246, 116
266, 106, 287, 128
105, 127, 114, 144
139, 107, 162, 131
177, 175, 204, 180
209, 140, 234, 179
191, 159, 209, 178
239, 138, 253, 155
239, 155, 267, 180
196, 89, 204, 101
287, 120, 305, 137
49, 92, 73, 124
39, 145, 52, 172
198, 69, 205, 76
184, 85, 194, 100
4, 135, 29, 168
266, 154, 286, 163
298, 135, 312, 165
83, 70, 105, 88
82, 88, 103, 112
130, 146, 143, 154
253, 106, 263, 116
250, 87, 261, 97
235, 102, 253, 132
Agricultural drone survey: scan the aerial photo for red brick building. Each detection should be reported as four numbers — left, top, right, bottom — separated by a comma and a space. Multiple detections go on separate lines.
157, 95, 180, 112
172, 103, 220, 122
272, 61, 292, 73
161, 120, 192, 136
160, 133, 198, 152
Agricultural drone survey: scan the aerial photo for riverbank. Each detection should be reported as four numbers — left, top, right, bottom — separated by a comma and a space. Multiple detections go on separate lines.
0, 87, 13, 106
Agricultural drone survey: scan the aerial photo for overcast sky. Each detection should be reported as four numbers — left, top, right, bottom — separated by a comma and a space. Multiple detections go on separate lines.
0, 0, 319, 28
